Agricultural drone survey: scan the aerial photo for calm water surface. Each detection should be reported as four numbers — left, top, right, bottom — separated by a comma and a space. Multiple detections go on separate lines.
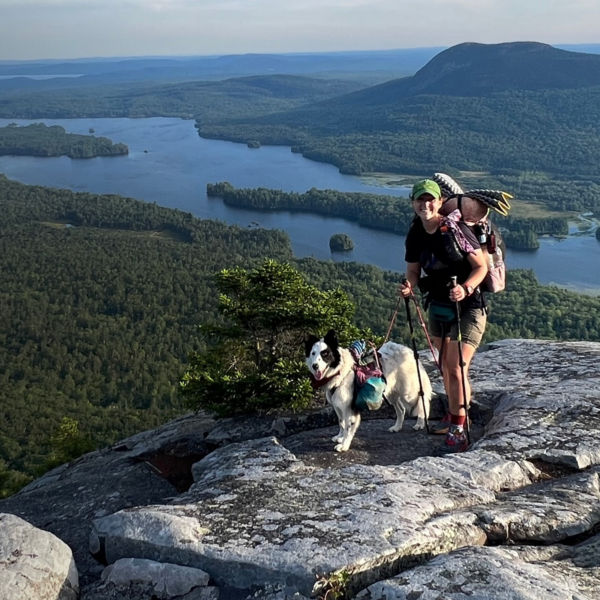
0, 117, 598, 294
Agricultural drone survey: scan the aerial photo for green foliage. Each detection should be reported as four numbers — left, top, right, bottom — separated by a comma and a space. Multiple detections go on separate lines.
45, 417, 95, 471
0, 176, 292, 484
181, 260, 362, 416
315, 569, 351, 600
208, 182, 420, 235
198, 87, 600, 215
0, 123, 128, 158
0, 76, 363, 122
0, 459, 32, 499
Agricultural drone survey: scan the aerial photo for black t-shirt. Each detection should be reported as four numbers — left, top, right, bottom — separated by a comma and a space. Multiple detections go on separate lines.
405, 218, 483, 307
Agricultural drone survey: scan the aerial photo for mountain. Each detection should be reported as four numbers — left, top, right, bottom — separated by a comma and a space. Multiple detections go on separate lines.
337, 41, 600, 104
192, 42, 600, 181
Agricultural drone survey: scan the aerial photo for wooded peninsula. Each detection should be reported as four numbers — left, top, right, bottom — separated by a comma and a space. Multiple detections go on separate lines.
0, 123, 128, 158
207, 182, 569, 250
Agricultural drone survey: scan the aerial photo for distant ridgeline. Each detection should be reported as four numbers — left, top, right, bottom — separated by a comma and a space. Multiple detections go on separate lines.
207, 182, 568, 250
0, 123, 128, 158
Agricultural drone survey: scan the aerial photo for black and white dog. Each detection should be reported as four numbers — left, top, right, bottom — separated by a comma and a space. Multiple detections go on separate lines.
305, 330, 432, 452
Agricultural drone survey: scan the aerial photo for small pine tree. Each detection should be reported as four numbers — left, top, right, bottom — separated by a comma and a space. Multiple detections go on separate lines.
45, 417, 95, 470
180, 259, 364, 416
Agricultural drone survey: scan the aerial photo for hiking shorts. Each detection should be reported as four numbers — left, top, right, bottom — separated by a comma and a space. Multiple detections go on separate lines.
428, 306, 487, 349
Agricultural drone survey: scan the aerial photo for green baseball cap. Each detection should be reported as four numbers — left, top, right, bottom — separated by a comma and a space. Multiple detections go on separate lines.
411, 179, 441, 200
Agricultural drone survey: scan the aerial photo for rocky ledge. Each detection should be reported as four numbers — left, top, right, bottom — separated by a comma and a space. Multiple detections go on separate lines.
1, 339, 599, 599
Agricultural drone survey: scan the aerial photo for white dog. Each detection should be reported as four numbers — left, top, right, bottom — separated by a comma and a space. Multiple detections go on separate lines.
305, 330, 432, 452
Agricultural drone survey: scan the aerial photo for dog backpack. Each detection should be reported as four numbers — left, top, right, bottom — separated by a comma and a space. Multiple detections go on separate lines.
349, 340, 385, 411
433, 172, 512, 294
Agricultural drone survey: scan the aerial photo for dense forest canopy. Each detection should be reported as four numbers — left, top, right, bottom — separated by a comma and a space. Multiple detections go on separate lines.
0, 122, 128, 158
1, 177, 600, 497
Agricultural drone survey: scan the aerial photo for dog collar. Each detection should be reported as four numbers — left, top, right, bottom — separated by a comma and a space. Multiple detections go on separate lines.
310, 371, 341, 390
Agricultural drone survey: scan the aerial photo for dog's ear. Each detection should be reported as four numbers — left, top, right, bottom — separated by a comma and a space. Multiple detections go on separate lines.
324, 329, 341, 368
304, 335, 319, 357
324, 329, 339, 350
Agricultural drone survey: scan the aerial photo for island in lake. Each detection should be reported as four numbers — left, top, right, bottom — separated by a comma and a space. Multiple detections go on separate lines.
0, 122, 128, 159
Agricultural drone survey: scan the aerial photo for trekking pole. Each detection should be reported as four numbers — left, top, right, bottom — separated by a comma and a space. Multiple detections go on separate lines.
450, 276, 471, 444
402, 278, 430, 433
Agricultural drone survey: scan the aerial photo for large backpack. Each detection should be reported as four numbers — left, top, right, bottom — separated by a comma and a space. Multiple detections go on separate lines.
433, 173, 512, 294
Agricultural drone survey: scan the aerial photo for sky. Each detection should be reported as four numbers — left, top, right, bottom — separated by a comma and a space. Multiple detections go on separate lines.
1, 0, 599, 61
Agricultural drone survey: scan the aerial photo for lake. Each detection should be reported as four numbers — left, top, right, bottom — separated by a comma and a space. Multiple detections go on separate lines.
1, 117, 599, 294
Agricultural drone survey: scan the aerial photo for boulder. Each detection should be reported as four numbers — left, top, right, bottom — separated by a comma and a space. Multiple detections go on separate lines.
83, 557, 218, 600
356, 542, 600, 599
0, 512, 79, 600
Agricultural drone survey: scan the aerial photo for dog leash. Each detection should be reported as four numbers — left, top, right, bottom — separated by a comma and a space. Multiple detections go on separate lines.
383, 295, 403, 344
407, 290, 443, 376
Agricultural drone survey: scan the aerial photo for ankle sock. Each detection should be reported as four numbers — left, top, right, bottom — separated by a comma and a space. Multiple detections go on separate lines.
450, 413, 466, 427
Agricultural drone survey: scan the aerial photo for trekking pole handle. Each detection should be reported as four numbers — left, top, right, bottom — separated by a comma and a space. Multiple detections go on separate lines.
400, 276, 413, 297
450, 275, 458, 288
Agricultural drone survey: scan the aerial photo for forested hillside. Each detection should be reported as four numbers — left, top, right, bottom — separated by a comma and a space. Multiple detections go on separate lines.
0, 75, 365, 121
192, 44, 600, 213
2, 177, 600, 497
0, 176, 292, 495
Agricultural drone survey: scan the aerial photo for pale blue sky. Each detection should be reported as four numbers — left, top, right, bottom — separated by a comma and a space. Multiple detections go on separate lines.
1, 0, 598, 61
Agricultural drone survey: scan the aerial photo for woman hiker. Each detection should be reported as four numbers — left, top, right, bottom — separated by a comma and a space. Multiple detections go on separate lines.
399, 179, 488, 453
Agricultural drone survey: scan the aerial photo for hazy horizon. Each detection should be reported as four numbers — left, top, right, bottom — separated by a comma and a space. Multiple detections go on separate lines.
1, 1, 599, 62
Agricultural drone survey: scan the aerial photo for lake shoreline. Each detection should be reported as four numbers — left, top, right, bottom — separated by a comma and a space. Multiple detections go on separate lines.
0, 116, 598, 295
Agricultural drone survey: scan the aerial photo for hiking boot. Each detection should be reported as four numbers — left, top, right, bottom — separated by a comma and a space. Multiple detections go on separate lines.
430, 413, 451, 435
437, 425, 469, 454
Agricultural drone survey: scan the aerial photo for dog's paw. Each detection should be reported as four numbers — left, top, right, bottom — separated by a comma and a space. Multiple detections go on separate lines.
388, 424, 403, 433
413, 420, 425, 430
334, 443, 349, 452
